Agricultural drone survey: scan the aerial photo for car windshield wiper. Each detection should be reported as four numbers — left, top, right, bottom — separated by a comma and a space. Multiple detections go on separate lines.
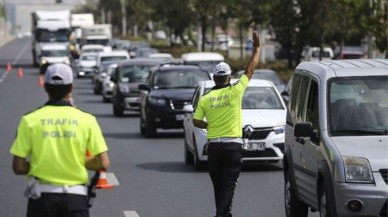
331, 129, 388, 135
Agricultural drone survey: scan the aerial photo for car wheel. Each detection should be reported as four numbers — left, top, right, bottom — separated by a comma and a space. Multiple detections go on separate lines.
284, 169, 308, 217
145, 114, 156, 138
319, 182, 335, 217
193, 138, 205, 171
184, 135, 193, 165
102, 95, 109, 103
139, 113, 145, 135
113, 104, 124, 117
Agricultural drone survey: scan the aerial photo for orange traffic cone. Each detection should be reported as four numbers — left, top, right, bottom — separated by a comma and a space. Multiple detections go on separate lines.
6, 63, 12, 72
38, 75, 44, 87
96, 170, 113, 189
17, 68, 24, 78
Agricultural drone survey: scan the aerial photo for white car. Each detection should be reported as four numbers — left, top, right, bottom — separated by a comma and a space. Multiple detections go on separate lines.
75, 52, 98, 78
181, 52, 224, 74
183, 79, 287, 170
149, 53, 174, 62
301, 46, 334, 61
101, 63, 118, 102
81, 44, 105, 54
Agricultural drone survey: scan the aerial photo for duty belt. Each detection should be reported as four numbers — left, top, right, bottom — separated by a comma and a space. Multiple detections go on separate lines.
40, 184, 87, 195
208, 137, 243, 144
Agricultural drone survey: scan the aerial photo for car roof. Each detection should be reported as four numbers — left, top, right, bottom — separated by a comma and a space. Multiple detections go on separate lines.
98, 51, 129, 57
82, 44, 104, 49
154, 64, 207, 72
118, 58, 162, 66
181, 52, 224, 61
80, 52, 97, 56
149, 53, 173, 58
296, 59, 388, 78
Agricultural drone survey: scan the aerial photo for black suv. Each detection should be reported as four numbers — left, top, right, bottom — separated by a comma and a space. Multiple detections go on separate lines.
138, 64, 211, 137
110, 58, 162, 116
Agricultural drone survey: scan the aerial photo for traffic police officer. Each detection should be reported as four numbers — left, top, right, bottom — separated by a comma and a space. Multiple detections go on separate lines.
193, 31, 261, 217
10, 63, 110, 217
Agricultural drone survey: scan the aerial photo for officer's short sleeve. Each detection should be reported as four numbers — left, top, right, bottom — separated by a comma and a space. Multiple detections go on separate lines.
193, 99, 205, 121
87, 117, 108, 156
230, 74, 249, 96
10, 117, 31, 158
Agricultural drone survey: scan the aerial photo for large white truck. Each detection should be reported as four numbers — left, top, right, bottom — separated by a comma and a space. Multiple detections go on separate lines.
70, 14, 95, 54
81, 24, 112, 49
31, 10, 72, 67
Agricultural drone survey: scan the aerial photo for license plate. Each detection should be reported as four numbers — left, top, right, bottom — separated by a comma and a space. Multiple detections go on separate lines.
245, 142, 265, 151
176, 114, 185, 121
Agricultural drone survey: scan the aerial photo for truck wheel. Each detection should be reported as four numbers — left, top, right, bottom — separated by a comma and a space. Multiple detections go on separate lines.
284, 169, 308, 217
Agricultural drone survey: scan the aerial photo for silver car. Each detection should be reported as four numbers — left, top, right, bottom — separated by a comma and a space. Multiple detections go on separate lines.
283, 59, 388, 217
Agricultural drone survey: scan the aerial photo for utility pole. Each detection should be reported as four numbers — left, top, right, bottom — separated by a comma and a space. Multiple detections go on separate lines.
120, 0, 127, 36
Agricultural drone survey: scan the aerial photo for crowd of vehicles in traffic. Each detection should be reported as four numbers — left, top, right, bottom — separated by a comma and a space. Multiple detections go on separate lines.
28, 9, 385, 217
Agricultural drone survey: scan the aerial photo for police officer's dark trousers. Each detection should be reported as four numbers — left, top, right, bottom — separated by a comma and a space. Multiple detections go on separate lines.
27, 193, 89, 217
207, 142, 243, 217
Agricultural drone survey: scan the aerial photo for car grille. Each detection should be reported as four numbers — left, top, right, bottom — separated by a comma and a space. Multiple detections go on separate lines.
243, 149, 278, 158
170, 99, 190, 110
244, 127, 273, 140
380, 169, 388, 185
380, 200, 387, 217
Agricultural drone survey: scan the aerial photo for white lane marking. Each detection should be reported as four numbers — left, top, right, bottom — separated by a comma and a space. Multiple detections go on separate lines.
12, 40, 30, 65
123, 211, 140, 217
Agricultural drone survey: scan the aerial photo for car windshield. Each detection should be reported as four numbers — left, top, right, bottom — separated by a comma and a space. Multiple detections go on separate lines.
41, 50, 69, 57
312, 50, 331, 58
83, 48, 103, 53
86, 39, 109, 46
329, 76, 388, 136
154, 70, 210, 89
80, 54, 97, 61
36, 29, 69, 42
252, 71, 282, 85
119, 65, 152, 83
204, 86, 284, 109
101, 56, 127, 62
99, 62, 117, 73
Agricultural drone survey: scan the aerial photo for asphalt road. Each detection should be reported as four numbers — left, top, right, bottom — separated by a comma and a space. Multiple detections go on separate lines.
0, 38, 319, 217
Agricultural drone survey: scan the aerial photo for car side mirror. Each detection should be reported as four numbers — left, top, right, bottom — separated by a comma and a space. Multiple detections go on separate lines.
182, 104, 194, 113
294, 122, 313, 144
138, 84, 149, 91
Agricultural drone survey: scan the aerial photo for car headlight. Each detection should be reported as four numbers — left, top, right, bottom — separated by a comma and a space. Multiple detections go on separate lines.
343, 156, 374, 183
148, 96, 166, 106
273, 125, 285, 134
119, 86, 129, 93
109, 82, 114, 88
41, 59, 47, 64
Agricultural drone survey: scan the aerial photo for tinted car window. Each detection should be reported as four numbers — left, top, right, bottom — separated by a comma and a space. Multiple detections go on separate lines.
41, 50, 69, 57
80, 54, 97, 61
119, 65, 151, 83
101, 56, 127, 62
153, 70, 210, 89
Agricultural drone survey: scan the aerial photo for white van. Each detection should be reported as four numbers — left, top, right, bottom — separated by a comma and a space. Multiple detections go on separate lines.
181, 52, 224, 74
283, 59, 388, 217
301, 47, 334, 61
96, 51, 130, 68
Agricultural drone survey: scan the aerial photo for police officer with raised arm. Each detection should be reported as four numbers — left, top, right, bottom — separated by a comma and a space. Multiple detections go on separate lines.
10, 63, 110, 217
193, 31, 261, 217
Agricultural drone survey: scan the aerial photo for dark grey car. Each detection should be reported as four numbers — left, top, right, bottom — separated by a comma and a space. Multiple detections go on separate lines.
110, 58, 162, 116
